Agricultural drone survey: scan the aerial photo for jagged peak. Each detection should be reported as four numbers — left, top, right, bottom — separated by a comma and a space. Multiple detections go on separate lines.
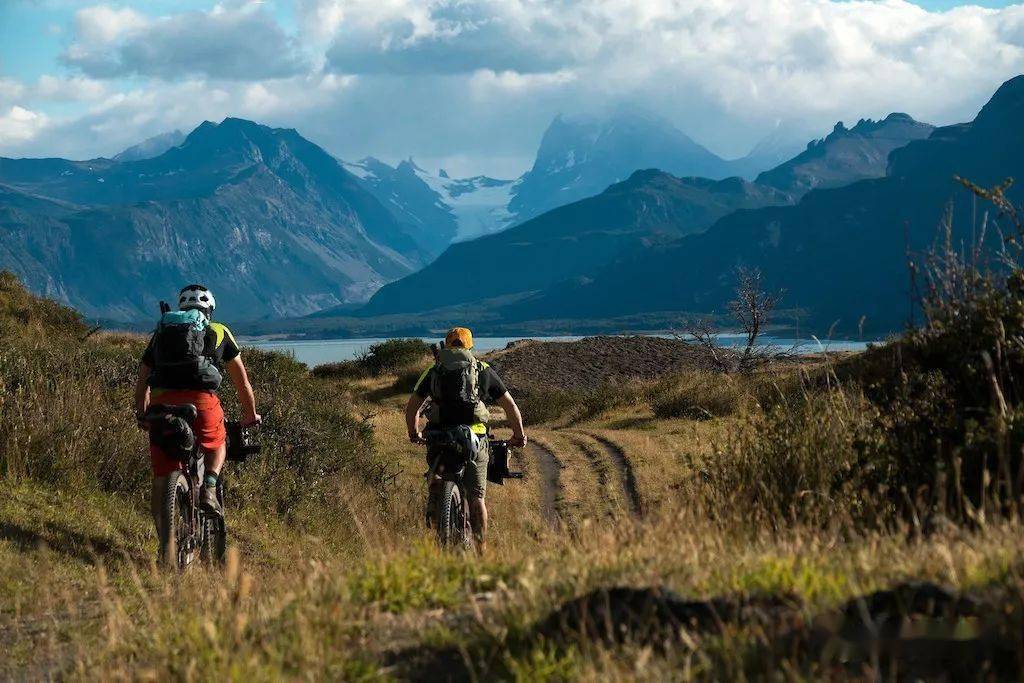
974, 74, 1024, 129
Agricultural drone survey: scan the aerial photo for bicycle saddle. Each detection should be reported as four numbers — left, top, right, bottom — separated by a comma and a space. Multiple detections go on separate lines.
146, 403, 198, 423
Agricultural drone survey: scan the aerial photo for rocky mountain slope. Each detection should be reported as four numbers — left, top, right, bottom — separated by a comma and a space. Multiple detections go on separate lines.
756, 113, 934, 196
342, 157, 513, 252
112, 130, 186, 162
506, 77, 1024, 334
506, 111, 743, 224
0, 118, 425, 321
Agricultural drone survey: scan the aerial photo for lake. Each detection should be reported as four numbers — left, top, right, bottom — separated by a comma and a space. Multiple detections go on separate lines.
245, 334, 872, 368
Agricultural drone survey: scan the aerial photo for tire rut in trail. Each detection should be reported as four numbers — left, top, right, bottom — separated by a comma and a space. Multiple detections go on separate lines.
581, 432, 643, 517
525, 440, 563, 531
567, 436, 615, 517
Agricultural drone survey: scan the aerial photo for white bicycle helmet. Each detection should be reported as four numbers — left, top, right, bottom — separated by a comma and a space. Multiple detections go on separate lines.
178, 283, 216, 316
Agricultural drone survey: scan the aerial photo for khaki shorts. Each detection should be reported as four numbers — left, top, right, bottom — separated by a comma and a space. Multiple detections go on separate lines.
426, 437, 489, 500
464, 438, 489, 500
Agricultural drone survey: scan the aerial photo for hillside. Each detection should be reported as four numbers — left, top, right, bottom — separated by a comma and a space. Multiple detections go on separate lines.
0, 118, 426, 321
361, 171, 791, 316
510, 76, 1024, 334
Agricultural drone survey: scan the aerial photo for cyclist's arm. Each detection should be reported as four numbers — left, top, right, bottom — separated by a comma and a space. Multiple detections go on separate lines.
225, 356, 260, 426
405, 393, 427, 442
134, 363, 151, 422
496, 392, 527, 447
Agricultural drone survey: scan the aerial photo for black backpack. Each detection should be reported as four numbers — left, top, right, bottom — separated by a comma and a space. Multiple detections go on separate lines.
150, 303, 222, 391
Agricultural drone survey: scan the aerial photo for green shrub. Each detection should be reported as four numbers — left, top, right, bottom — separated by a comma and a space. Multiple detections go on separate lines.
391, 365, 427, 394
703, 387, 891, 526
520, 383, 644, 426
312, 338, 430, 381
520, 390, 581, 426
218, 349, 379, 522
359, 338, 430, 375
311, 359, 366, 381
577, 382, 644, 420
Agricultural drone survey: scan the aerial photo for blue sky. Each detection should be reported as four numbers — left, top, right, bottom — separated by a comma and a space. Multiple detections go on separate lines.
1, 0, 1023, 176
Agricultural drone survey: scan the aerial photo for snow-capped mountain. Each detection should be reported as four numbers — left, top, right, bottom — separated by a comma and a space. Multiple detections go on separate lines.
341, 157, 516, 254
343, 112, 806, 256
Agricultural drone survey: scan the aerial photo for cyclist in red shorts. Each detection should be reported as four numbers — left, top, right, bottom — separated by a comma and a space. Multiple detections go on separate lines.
133, 285, 261, 528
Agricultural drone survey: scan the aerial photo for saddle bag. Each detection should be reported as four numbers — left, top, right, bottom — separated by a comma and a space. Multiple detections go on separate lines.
146, 408, 196, 457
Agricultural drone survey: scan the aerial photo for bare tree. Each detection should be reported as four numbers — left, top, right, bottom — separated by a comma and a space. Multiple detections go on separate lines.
678, 267, 783, 373
728, 267, 780, 365
682, 317, 733, 372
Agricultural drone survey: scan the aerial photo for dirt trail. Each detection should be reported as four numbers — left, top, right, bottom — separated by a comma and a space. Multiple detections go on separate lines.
580, 432, 643, 517
523, 439, 563, 530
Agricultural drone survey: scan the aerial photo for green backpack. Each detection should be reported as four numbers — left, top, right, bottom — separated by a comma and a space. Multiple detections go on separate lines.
428, 348, 491, 426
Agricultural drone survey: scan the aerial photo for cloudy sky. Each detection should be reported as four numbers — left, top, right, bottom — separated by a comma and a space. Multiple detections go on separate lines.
1, 0, 1022, 177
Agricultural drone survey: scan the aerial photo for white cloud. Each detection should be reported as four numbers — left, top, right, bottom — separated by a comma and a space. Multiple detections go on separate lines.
72, 5, 146, 44
34, 75, 108, 102
0, 79, 26, 102
63, 3, 308, 80
8, 0, 1024, 172
0, 107, 50, 145
468, 68, 577, 94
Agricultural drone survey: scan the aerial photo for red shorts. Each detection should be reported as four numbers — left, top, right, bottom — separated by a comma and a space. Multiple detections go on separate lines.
149, 390, 226, 476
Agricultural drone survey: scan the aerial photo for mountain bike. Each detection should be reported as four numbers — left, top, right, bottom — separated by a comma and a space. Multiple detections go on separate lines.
145, 404, 260, 570
423, 427, 522, 550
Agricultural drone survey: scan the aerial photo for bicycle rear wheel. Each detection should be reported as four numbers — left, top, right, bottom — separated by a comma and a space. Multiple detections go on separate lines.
159, 471, 195, 570
435, 480, 472, 551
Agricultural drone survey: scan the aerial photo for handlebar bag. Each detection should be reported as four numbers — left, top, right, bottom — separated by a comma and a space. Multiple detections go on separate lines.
487, 441, 511, 485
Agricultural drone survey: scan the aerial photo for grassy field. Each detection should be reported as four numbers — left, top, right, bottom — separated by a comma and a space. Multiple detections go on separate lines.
3, 268, 1024, 680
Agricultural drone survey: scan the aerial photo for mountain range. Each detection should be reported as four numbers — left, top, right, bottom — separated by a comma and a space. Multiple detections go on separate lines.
496, 77, 1024, 334
0, 78, 982, 333
344, 111, 806, 246
0, 118, 425, 320
360, 109, 937, 328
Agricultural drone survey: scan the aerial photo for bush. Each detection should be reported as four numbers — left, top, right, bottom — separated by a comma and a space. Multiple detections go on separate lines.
520, 382, 644, 426
702, 387, 891, 526
520, 390, 582, 426
218, 349, 380, 522
648, 372, 744, 419
313, 338, 430, 381
359, 338, 430, 375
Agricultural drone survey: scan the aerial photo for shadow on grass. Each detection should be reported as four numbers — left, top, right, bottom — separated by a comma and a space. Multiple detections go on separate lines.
0, 520, 146, 566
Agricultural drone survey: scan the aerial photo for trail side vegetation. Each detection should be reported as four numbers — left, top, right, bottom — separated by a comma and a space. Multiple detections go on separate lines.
3, 183, 1024, 679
